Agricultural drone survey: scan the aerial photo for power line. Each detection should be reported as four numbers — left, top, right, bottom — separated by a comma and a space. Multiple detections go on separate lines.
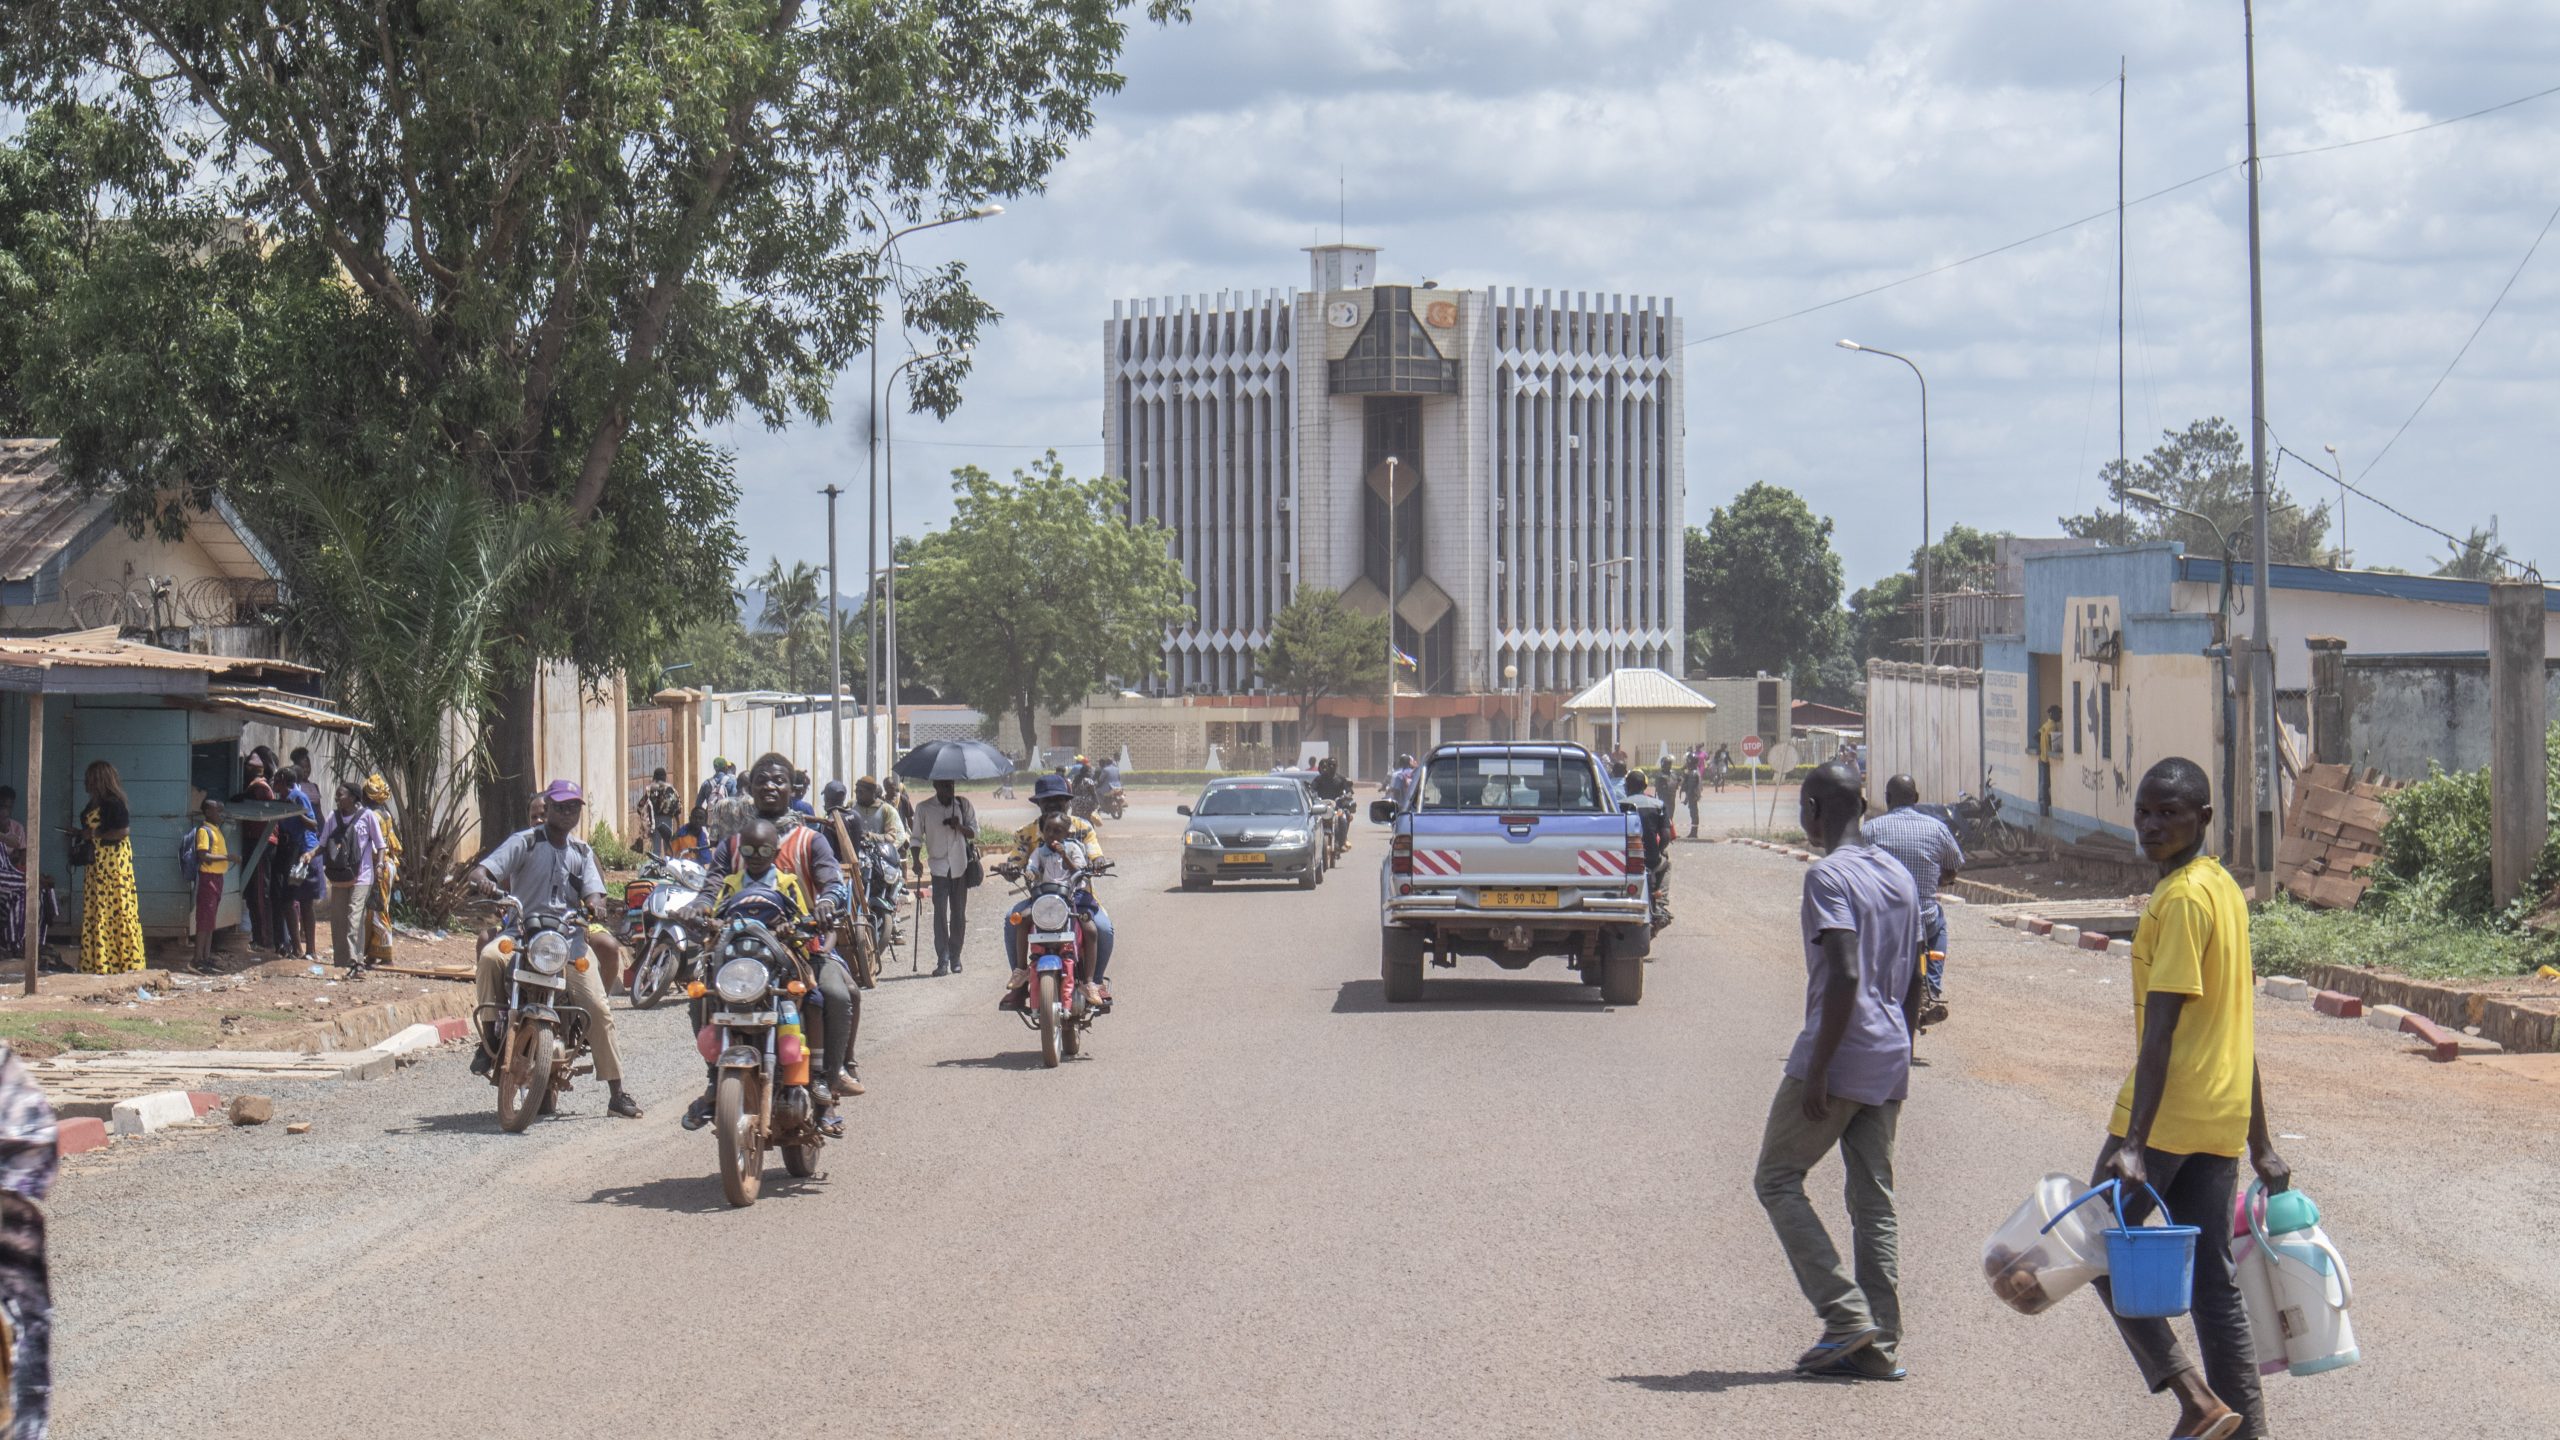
2350, 193, 2560, 487
2259, 81, 2560, 161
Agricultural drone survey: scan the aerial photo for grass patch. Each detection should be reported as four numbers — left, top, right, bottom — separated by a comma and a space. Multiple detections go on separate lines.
2249, 897, 2556, 983
0, 1010, 219, 1051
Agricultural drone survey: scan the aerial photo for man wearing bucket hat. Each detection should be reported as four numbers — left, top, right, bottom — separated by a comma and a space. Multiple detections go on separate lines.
2093, 756, 2289, 1440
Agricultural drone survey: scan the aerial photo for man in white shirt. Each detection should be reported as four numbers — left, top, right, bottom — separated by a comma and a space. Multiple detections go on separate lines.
911, 778, 979, 976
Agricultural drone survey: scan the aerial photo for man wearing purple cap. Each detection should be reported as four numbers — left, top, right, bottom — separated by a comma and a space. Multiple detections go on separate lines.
466, 780, 641, 1119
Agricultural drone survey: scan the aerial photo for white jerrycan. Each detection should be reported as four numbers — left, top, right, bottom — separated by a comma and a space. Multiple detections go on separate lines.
2238, 1181, 2360, 1377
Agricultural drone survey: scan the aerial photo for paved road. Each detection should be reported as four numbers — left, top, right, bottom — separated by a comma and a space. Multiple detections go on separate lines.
50, 796, 2559, 1437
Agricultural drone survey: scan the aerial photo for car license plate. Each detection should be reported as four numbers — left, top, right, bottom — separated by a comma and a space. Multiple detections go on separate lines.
1477, 888, 1557, 908
1222, 852, 1266, 865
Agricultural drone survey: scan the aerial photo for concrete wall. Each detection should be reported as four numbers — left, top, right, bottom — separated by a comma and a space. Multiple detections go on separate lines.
1686, 675, 1790, 751
1563, 707, 1714, 763
693, 695, 890, 788
2339, 656, 2560, 779
1864, 663, 1979, 811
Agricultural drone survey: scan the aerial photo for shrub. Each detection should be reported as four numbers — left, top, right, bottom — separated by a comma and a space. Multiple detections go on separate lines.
2251, 896, 2554, 982
2364, 721, 2560, 929
589, 820, 642, 871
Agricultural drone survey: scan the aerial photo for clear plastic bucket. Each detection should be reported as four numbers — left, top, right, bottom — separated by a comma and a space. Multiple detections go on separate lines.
1983, 1173, 2110, 1315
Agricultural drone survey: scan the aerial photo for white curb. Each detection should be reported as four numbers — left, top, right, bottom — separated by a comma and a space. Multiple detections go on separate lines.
375, 1023, 447, 1057
110, 1090, 202, 1137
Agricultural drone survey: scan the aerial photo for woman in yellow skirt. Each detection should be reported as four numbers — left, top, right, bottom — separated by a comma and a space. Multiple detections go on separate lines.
79, 760, 145, 974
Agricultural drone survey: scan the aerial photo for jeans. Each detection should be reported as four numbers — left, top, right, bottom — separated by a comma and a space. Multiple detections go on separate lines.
1754, 1074, 1904, 1363
931, 878, 969, 963
1006, 901, 1114, 980
1921, 908, 1948, 996
2092, 1143, 2267, 1438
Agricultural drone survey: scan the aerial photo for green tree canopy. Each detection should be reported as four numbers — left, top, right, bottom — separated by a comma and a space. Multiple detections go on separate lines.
1684, 483, 1845, 678
2061, 417, 2330, 564
1261, 586, 1390, 731
1845, 523, 2006, 665
897, 455, 1191, 754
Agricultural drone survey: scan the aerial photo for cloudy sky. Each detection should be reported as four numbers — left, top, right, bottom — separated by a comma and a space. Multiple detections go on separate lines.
718, 0, 2560, 593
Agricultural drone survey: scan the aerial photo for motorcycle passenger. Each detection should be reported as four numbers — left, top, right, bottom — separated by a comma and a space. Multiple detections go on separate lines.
789, 769, 816, 817
1310, 756, 1354, 851
1000, 775, 1112, 1009
686, 753, 857, 1130
466, 780, 642, 1119
1622, 770, 1674, 931
1864, 773, 1963, 1028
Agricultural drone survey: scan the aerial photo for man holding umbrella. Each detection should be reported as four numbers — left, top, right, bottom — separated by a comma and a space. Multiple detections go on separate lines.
894, 738, 1017, 977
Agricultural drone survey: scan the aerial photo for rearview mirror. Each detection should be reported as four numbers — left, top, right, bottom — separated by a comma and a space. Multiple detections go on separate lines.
1369, 799, 1397, 824
1175, 804, 1193, 817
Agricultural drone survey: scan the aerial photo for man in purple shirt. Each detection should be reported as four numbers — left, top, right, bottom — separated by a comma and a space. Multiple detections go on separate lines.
1754, 761, 1925, 1380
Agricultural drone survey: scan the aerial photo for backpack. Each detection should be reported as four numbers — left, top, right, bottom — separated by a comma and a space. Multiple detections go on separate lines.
322, 814, 365, 883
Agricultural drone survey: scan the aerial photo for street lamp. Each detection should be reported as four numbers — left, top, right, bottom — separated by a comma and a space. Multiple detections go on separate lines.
1592, 555, 1636, 753
842, 201, 1002, 784
1383, 455, 1399, 779
2322, 442, 2347, 567
1836, 339, 1934, 667
1503, 662, 1522, 740
880, 341, 973, 761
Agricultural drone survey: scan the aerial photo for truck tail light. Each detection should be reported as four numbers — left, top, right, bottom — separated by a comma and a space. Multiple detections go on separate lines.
1391, 834, 1413, 876
1626, 827, 1645, 898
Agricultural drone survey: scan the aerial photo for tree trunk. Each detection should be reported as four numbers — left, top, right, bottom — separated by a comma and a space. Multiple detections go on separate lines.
1015, 702, 1039, 762
480, 667, 538, 850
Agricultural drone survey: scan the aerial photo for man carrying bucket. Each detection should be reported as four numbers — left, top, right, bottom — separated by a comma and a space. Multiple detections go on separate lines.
1752, 761, 1923, 1380
2093, 757, 2291, 1440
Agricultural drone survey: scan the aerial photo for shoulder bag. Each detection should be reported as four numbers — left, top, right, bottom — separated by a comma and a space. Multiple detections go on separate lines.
960, 797, 984, 889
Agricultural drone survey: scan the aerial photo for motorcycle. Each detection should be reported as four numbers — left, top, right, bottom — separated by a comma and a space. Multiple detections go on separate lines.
475, 896, 595, 1133
691, 900, 831, 1207
626, 855, 717, 1009
852, 832, 907, 972
1323, 794, 1355, 863
1926, 781, 2027, 861
1101, 783, 1128, 820
1069, 773, 1100, 821
1000, 857, 1113, 1068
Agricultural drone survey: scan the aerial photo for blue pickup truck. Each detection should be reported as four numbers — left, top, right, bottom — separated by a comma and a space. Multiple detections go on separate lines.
1370, 742, 1651, 1004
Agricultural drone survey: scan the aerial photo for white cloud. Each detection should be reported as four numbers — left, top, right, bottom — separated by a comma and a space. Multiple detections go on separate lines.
726, 0, 2560, 596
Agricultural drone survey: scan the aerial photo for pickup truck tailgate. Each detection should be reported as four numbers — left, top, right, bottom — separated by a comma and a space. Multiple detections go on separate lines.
1407, 812, 1632, 887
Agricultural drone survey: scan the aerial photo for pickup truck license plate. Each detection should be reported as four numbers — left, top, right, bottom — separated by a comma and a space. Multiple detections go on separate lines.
1222, 852, 1266, 865
1478, 888, 1557, 908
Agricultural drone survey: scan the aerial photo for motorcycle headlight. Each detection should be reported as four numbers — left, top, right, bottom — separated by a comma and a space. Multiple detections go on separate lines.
714, 956, 769, 1004
1184, 829, 1216, 847
1029, 894, 1073, 931
525, 929, 571, 975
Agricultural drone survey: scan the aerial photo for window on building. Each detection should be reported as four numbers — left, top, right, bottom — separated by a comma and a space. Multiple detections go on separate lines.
1756, 679, 1780, 741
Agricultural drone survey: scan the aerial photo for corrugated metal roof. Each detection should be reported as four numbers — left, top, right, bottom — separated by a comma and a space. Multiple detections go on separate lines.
0, 439, 111, 585
0, 626, 249, 673
1561, 668, 1719, 712
197, 686, 368, 731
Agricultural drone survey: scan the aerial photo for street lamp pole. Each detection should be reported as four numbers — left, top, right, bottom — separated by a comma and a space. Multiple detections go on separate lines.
1384, 455, 1399, 780
1837, 340, 1933, 667
880, 343, 971, 763
859, 202, 1001, 773
1594, 555, 1636, 751
823, 484, 846, 784
2322, 443, 2346, 566
2128, 487, 2239, 860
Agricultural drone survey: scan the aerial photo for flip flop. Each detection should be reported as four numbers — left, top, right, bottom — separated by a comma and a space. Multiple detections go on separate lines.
1794, 1327, 1883, 1373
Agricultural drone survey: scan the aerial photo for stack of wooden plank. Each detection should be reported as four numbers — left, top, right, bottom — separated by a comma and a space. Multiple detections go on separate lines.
2276, 763, 2401, 908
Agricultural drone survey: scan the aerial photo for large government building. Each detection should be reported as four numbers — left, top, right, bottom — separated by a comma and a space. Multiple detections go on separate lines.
1103, 244, 1686, 697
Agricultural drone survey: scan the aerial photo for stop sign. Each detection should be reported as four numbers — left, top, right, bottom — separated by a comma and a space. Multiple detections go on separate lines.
1740, 734, 1765, 761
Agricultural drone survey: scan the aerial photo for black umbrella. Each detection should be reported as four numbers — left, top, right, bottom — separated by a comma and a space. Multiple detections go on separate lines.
891, 738, 1017, 782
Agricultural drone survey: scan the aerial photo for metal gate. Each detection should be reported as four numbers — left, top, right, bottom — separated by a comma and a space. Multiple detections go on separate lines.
627, 707, 673, 821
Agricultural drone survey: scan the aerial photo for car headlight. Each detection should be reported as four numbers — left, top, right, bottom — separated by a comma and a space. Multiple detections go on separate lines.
1029, 894, 1073, 931
714, 956, 769, 1004
1274, 829, 1309, 847
1184, 830, 1216, 847
525, 930, 570, 975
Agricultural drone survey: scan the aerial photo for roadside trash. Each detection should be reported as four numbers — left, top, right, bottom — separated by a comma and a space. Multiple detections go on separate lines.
307, 963, 326, 976
2537, 965, 2560, 980
2231, 1182, 2359, 1377
2092, 1180, 2199, 1319
134, 987, 155, 1001
1984, 1173, 2110, 1315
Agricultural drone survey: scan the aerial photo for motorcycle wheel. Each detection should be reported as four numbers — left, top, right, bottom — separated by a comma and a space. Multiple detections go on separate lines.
717, 1072, 763, 1208
629, 936, 678, 1010
1037, 973, 1063, 1068
844, 921, 879, 989
1063, 1005, 1083, 1060
496, 1024, 555, 1134
783, 1142, 819, 1178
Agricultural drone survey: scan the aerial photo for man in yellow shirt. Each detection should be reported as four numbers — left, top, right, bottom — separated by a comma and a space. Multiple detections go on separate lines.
2093, 757, 2290, 1440
186, 798, 231, 974
2034, 704, 2063, 813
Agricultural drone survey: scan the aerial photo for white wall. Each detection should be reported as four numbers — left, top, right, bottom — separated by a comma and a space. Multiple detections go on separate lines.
2178, 581, 2560, 690
1864, 664, 1981, 811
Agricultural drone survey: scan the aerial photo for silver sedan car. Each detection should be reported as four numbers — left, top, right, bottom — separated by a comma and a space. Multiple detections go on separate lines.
1177, 777, 1324, 889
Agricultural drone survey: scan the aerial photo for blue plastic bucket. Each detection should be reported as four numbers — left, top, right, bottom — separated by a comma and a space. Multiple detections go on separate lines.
2101, 1180, 2199, 1319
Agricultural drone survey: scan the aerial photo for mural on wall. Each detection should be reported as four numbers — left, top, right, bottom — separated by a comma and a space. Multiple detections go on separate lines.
2065, 595, 2133, 826
1983, 667, 2028, 802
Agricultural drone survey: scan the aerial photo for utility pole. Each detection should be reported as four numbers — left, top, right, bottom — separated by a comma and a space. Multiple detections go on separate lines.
1384, 455, 1399, 779
863, 340, 881, 764
823, 484, 846, 783
2243, 0, 2278, 893
2118, 56, 2128, 536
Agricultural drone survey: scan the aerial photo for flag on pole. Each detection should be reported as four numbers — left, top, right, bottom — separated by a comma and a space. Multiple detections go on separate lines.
1391, 645, 1420, 671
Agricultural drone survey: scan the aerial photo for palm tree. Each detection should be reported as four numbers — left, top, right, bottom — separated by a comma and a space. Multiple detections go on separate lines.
753, 558, 826, 693
2435, 519, 2510, 581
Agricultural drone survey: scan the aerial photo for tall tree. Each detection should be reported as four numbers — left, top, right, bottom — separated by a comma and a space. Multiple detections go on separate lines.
1845, 524, 2006, 664
753, 558, 827, 693
0, 0, 1189, 834
2435, 518, 2512, 580
897, 455, 1190, 755
2060, 417, 2330, 564
1684, 483, 1845, 678
1260, 586, 1390, 734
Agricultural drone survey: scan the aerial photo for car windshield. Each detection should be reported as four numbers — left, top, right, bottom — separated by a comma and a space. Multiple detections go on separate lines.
1197, 784, 1308, 817
1417, 751, 1607, 812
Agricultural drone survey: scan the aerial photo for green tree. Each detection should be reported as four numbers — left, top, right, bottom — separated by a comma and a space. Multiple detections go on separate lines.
754, 558, 828, 693
897, 455, 1191, 754
1684, 483, 1845, 678
2061, 418, 2329, 563
0, 0, 1187, 834
1261, 586, 1390, 732
2435, 519, 2512, 580
1845, 524, 2006, 664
